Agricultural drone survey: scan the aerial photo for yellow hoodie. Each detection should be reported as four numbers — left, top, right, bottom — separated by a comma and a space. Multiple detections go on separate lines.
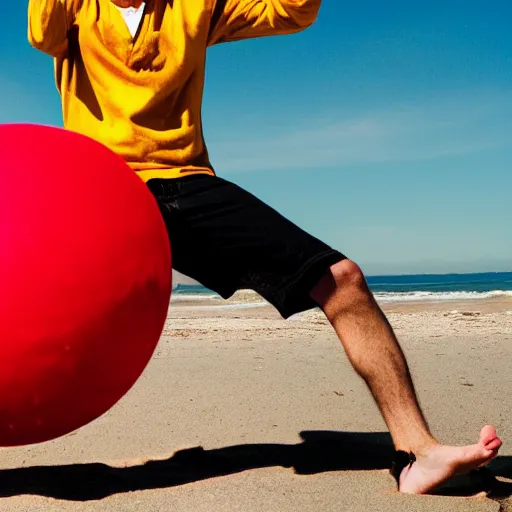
28, 0, 321, 181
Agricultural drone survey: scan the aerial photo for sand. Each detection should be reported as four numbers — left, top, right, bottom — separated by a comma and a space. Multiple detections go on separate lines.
0, 297, 510, 511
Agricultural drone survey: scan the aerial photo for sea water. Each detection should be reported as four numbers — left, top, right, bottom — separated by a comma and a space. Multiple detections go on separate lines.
172, 272, 512, 304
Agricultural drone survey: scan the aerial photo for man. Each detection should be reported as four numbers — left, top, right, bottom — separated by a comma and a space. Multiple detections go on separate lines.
27, 0, 502, 494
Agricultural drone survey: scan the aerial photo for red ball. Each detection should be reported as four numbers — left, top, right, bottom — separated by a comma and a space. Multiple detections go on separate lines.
0, 124, 172, 446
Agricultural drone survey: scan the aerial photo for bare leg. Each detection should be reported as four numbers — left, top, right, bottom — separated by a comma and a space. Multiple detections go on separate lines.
310, 259, 502, 494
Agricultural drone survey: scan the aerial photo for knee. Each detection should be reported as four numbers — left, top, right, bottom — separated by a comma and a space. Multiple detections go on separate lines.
310, 259, 370, 312
329, 259, 366, 291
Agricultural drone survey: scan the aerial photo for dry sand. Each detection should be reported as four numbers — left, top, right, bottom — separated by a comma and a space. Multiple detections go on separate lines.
0, 297, 511, 511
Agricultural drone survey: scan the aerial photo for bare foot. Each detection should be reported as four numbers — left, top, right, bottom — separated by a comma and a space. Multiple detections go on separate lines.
398, 425, 502, 494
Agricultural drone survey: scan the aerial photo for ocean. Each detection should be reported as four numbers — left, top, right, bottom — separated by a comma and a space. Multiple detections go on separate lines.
172, 272, 512, 304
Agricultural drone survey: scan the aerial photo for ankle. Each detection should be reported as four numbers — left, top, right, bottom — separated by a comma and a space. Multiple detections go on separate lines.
395, 432, 439, 456
415, 438, 440, 457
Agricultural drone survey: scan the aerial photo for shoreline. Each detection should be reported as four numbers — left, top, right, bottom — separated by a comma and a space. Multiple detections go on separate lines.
170, 291, 512, 316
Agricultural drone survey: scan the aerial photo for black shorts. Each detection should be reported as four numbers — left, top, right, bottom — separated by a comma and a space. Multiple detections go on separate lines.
146, 175, 345, 319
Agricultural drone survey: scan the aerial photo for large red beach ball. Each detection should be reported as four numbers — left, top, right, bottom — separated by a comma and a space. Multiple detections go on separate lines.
0, 124, 172, 446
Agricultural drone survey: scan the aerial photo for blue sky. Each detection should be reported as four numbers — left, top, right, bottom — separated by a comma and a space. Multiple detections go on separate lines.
2, 1, 511, 275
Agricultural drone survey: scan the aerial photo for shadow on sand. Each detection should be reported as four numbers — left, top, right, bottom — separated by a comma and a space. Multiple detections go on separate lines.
0, 431, 510, 502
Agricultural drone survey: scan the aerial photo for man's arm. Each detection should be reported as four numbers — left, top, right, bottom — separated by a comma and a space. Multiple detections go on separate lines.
207, 0, 321, 46
27, 0, 82, 57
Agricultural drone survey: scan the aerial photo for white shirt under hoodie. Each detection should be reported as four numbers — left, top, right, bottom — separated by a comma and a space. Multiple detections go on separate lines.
113, 2, 146, 38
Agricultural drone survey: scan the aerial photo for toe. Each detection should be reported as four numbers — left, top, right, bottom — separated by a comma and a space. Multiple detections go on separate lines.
485, 437, 502, 451
478, 448, 500, 468
480, 425, 498, 445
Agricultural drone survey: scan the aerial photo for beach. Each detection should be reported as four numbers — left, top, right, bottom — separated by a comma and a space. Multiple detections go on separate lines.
0, 294, 510, 511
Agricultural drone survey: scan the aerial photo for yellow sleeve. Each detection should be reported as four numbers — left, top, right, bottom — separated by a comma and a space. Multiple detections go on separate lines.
28, 0, 82, 57
207, 0, 321, 45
